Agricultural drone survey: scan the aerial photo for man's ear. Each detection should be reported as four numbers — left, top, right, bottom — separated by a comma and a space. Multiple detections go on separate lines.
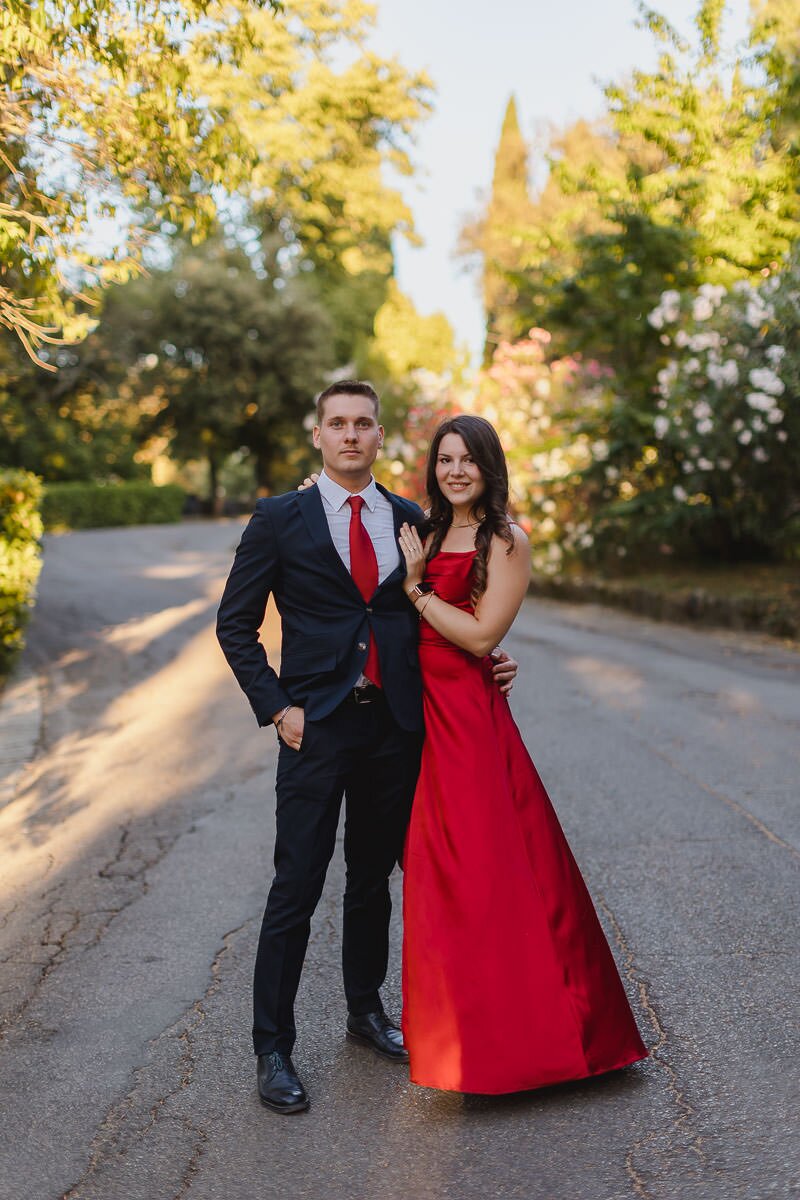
312, 425, 321, 449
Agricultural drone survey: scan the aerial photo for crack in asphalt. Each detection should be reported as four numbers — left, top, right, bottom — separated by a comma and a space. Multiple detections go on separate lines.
0, 821, 182, 1043
596, 892, 705, 1199
645, 745, 800, 862
59, 920, 251, 1200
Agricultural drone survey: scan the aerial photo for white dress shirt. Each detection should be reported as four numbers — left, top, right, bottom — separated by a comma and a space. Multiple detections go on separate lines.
316, 470, 400, 583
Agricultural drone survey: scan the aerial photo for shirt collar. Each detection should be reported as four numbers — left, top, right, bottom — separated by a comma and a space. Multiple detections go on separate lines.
318, 469, 378, 512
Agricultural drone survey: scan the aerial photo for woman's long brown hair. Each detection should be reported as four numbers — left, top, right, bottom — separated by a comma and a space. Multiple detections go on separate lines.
423, 414, 515, 603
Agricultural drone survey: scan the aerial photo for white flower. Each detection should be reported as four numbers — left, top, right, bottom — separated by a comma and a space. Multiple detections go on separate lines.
697, 418, 713, 435
707, 359, 739, 387
675, 330, 690, 348
697, 457, 714, 471
684, 357, 701, 374
654, 415, 670, 439
578, 533, 594, 548
661, 289, 681, 308
732, 418, 744, 432
591, 440, 609, 461
738, 429, 753, 444
745, 299, 774, 327
777, 430, 788, 442
605, 465, 619, 482
693, 400, 712, 420
718, 458, 732, 470
648, 309, 665, 330
692, 296, 714, 321
751, 416, 766, 432
698, 283, 726, 306
656, 362, 678, 396
689, 331, 722, 352
766, 408, 784, 424
746, 391, 776, 412
765, 345, 786, 366
656, 398, 668, 410
748, 367, 785, 396
753, 447, 769, 463
673, 485, 688, 501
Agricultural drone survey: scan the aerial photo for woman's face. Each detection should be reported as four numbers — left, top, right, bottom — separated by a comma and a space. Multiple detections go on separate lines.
434, 432, 486, 514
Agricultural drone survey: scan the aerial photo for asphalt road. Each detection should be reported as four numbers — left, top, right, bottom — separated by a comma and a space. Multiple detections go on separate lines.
1, 520, 798, 1200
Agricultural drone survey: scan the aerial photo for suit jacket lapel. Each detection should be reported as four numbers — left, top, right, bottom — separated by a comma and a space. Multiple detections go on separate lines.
296, 485, 363, 600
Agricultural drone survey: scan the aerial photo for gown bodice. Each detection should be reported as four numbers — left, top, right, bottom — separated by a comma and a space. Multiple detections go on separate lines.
419, 550, 476, 649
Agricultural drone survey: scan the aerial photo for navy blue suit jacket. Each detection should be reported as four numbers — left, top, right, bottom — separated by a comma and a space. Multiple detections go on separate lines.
216, 483, 425, 733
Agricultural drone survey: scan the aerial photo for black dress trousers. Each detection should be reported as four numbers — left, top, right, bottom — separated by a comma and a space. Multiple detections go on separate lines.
252, 692, 423, 1056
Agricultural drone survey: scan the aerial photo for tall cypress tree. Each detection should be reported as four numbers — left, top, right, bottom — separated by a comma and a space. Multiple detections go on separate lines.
481, 96, 533, 361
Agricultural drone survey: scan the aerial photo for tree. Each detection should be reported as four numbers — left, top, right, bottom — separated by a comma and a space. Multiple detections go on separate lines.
0, 334, 144, 482
98, 241, 335, 504
1, 0, 431, 369
0, 0, 279, 364
604, 0, 799, 280
461, 96, 534, 360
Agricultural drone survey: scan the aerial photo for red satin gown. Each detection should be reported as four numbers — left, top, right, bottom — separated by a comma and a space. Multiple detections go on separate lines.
402, 550, 648, 1094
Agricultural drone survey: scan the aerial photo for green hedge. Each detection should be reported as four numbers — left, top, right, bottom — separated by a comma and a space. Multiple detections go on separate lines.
0, 470, 44, 676
43, 482, 185, 530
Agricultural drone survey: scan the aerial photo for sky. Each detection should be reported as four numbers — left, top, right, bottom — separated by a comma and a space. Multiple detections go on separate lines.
367, 0, 753, 362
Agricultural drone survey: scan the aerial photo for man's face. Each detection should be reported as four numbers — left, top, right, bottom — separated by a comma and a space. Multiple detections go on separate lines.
313, 394, 383, 484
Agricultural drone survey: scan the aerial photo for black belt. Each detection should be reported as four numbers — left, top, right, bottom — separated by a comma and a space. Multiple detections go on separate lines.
347, 683, 383, 705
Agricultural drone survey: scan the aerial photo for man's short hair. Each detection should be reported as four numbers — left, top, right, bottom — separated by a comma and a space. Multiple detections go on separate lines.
315, 380, 380, 423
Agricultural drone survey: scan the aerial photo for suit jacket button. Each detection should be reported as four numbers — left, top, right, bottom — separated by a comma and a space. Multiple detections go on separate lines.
358, 641, 367, 651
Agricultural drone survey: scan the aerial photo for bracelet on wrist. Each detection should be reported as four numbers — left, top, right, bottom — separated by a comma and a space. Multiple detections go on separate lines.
417, 591, 434, 618
275, 704, 293, 731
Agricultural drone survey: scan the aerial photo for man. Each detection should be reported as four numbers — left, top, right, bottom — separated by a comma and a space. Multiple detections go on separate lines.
216, 381, 516, 1113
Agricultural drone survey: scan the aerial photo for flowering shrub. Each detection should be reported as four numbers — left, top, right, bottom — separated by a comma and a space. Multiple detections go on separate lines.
641, 266, 800, 559
378, 257, 799, 573
467, 330, 614, 574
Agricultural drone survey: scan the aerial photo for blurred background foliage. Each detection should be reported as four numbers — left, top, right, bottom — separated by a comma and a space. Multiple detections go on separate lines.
1, 0, 799, 572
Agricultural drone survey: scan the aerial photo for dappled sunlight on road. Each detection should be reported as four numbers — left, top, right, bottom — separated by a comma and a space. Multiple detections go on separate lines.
565, 655, 644, 711
0, 593, 282, 904
101, 596, 220, 654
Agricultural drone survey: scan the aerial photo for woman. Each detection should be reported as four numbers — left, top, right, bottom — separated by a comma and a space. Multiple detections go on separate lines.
397, 414, 648, 1094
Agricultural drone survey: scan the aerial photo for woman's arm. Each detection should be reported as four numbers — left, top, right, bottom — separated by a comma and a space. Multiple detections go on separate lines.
399, 523, 531, 657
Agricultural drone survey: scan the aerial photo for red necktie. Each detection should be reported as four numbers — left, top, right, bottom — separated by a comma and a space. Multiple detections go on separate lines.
347, 495, 381, 686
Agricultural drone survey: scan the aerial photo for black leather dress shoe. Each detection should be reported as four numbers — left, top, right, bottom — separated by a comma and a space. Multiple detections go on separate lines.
256, 1052, 309, 1113
346, 1009, 409, 1062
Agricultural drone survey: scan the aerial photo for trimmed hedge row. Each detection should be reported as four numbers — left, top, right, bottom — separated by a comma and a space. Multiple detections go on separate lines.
43, 481, 185, 530
0, 470, 44, 677
528, 574, 800, 640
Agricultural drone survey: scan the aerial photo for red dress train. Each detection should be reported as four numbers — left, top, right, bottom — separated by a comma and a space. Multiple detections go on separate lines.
401, 551, 648, 1094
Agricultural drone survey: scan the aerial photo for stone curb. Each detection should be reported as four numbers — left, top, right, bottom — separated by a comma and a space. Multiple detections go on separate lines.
0, 664, 44, 809
528, 575, 800, 641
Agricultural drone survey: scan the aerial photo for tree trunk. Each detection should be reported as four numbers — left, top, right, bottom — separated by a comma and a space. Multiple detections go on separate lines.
208, 455, 223, 517
255, 448, 272, 498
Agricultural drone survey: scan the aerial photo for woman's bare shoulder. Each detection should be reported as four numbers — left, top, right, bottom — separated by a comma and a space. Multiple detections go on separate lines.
490, 523, 530, 554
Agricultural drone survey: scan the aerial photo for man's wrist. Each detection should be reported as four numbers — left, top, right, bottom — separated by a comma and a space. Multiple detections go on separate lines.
273, 704, 293, 727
